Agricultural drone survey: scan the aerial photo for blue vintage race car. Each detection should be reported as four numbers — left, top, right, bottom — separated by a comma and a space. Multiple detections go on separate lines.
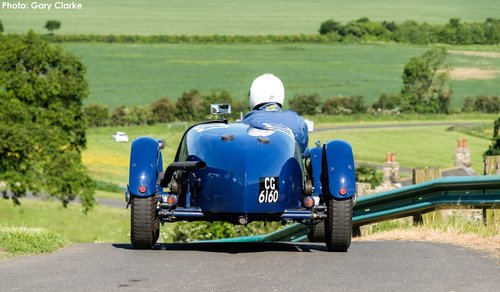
126, 105, 356, 252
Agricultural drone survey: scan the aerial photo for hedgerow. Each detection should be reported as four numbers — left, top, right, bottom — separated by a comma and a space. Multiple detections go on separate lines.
3, 18, 494, 45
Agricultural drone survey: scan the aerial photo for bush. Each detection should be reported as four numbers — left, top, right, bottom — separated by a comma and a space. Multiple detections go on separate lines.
289, 94, 321, 115
166, 221, 283, 242
230, 99, 249, 120
151, 97, 176, 123
372, 94, 402, 111
462, 95, 500, 113
127, 105, 155, 125
462, 97, 475, 113
84, 104, 109, 127
355, 165, 382, 187
111, 106, 128, 126
319, 19, 343, 35
175, 89, 206, 121
473, 96, 500, 113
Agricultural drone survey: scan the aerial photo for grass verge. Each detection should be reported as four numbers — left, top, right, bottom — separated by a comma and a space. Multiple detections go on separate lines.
0, 199, 130, 243
357, 211, 500, 258
0, 226, 69, 258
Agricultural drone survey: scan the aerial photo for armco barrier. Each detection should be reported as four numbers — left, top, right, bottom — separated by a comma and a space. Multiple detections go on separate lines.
200, 175, 500, 243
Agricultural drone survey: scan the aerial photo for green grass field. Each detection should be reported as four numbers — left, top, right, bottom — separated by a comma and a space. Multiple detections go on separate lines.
61, 43, 500, 109
312, 125, 491, 172
83, 117, 496, 190
0, 199, 130, 243
84, 124, 185, 186
2, 0, 499, 35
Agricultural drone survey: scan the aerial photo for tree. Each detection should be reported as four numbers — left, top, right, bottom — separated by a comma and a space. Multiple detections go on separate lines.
0, 20, 4, 33
484, 117, 500, 156
84, 104, 109, 127
151, 97, 176, 123
289, 94, 320, 115
400, 48, 452, 113
0, 31, 95, 211
175, 89, 205, 121
44, 20, 61, 35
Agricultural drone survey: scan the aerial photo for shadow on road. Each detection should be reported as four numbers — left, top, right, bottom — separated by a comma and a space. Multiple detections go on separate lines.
112, 242, 328, 254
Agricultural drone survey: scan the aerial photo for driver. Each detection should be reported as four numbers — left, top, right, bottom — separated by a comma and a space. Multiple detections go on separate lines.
242, 73, 309, 156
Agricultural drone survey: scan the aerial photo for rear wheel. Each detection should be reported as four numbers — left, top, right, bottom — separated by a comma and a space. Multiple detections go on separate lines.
306, 221, 325, 242
131, 196, 159, 249
324, 198, 353, 252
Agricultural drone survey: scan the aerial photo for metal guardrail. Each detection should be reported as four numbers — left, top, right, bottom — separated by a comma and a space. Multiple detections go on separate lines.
200, 175, 500, 243
353, 175, 499, 227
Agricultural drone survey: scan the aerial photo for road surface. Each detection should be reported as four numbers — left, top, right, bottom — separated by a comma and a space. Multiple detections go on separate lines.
1, 241, 498, 291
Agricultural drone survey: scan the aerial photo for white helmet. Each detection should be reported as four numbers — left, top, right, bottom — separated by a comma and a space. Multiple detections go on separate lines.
249, 73, 285, 109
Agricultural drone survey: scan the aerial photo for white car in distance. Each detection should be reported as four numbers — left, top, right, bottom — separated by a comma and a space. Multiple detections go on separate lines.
112, 132, 129, 143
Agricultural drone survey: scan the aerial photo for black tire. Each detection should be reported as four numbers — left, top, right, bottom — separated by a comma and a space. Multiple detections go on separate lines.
131, 196, 159, 249
306, 221, 325, 242
324, 198, 353, 252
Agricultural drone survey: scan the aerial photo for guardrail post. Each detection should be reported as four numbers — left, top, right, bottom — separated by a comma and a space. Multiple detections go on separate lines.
353, 182, 372, 237
483, 156, 500, 225
412, 167, 441, 225
484, 156, 500, 175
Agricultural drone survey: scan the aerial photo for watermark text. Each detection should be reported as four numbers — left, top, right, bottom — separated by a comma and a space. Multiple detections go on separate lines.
1, 1, 84, 11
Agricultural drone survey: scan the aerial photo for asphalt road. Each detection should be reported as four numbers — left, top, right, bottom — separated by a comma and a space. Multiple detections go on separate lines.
1, 241, 498, 291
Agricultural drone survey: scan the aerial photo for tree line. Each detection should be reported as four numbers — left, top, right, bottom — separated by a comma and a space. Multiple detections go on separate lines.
319, 17, 500, 45
2, 18, 498, 45
84, 90, 250, 127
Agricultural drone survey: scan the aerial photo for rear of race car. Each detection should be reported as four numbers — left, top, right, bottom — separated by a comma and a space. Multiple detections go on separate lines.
128, 120, 356, 252
159, 122, 306, 223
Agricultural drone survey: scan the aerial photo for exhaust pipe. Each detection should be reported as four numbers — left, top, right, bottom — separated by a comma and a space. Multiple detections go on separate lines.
160, 160, 207, 187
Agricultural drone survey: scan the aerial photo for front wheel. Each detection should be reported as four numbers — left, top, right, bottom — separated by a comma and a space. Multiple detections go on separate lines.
131, 196, 159, 249
324, 198, 353, 252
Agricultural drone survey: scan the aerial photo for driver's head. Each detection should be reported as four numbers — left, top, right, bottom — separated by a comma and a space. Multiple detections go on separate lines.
249, 73, 285, 110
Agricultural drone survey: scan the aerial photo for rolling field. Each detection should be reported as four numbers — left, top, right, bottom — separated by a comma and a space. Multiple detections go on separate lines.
2, 0, 499, 35
62, 43, 500, 109
82, 118, 496, 189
